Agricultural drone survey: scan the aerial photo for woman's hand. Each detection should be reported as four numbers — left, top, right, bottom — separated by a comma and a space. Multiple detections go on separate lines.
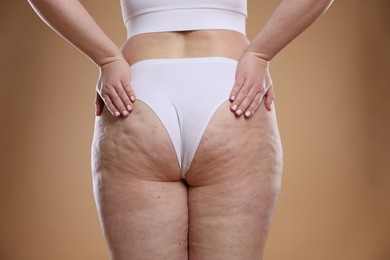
95, 58, 136, 117
229, 52, 275, 118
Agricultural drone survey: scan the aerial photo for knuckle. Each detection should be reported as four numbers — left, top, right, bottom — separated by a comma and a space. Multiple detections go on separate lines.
102, 85, 114, 94
105, 83, 115, 89
117, 88, 127, 97
112, 85, 124, 94
121, 78, 131, 87
240, 88, 249, 96
234, 95, 243, 104
110, 81, 121, 88
111, 93, 121, 101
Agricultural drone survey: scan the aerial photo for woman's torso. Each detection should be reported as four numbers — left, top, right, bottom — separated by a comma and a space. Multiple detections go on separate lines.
118, 0, 250, 66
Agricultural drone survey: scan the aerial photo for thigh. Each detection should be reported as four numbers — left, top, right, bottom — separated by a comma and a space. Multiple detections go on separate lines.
186, 101, 284, 260
91, 101, 188, 260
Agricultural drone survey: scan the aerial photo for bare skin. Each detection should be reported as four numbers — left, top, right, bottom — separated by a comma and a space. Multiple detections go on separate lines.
91, 29, 283, 259
28, 0, 334, 259
120, 30, 250, 64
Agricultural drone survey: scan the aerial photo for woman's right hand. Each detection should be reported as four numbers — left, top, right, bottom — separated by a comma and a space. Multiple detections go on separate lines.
95, 58, 136, 117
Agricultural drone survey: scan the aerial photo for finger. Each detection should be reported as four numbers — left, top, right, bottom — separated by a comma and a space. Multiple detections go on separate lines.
110, 85, 129, 117
114, 84, 133, 114
101, 93, 121, 117
95, 91, 105, 116
264, 86, 275, 111
244, 91, 264, 118
235, 84, 259, 117
230, 78, 250, 112
229, 76, 245, 102
121, 79, 136, 107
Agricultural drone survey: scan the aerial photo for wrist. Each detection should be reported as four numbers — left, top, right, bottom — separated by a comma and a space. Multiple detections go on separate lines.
97, 54, 127, 68
241, 51, 271, 69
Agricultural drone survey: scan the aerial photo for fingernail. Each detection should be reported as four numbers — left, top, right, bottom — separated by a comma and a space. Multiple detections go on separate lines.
245, 111, 251, 117
232, 104, 237, 111
130, 96, 135, 101
127, 104, 132, 110
236, 109, 242, 116
230, 95, 235, 101
123, 110, 128, 116
114, 111, 120, 117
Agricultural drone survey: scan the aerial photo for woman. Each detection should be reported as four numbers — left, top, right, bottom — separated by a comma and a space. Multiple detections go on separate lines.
28, 0, 333, 259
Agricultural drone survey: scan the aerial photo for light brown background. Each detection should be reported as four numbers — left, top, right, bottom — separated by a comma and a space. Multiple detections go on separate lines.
1, 0, 389, 259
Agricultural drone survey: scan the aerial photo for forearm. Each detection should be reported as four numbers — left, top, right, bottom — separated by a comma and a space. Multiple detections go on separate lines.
246, 0, 334, 61
28, 0, 124, 67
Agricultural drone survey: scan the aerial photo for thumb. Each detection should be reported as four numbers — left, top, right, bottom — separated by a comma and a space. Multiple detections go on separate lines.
95, 91, 104, 116
264, 86, 275, 112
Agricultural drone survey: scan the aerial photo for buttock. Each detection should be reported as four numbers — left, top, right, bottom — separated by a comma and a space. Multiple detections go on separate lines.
92, 56, 282, 183
128, 57, 239, 179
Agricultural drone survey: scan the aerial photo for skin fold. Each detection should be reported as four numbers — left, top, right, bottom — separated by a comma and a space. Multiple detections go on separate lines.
28, 1, 334, 259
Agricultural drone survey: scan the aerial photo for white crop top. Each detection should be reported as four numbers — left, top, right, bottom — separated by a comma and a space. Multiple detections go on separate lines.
120, 0, 247, 39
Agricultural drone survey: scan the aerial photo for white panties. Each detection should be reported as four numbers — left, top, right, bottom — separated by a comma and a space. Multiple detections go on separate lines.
129, 57, 238, 179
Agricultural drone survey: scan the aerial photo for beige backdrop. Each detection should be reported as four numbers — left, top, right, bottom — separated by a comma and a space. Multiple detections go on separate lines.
1, 0, 389, 259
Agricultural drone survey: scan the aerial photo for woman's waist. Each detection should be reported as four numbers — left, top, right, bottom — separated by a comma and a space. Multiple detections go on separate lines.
120, 29, 250, 67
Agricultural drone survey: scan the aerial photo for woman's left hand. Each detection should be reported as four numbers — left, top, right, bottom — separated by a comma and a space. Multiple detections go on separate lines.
229, 51, 275, 118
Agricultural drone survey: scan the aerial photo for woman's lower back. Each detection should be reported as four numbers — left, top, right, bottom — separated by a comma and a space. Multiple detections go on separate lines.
120, 29, 251, 65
